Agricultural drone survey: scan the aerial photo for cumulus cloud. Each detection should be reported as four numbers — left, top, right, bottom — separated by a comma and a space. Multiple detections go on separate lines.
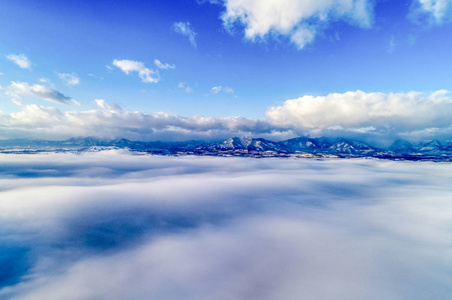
217, 0, 373, 49
154, 59, 175, 70
6, 54, 31, 69
412, 0, 452, 24
57, 73, 80, 86
6, 82, 72, 105
0, 155, 452, 299
172, 22, 197, 47
112, 59, 160, 83
266, 90, 452, 139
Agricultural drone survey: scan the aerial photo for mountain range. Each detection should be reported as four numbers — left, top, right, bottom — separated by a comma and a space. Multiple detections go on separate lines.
1, 136, 452, 161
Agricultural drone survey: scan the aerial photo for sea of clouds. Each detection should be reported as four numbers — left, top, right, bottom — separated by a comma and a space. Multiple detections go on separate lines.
0, 152, 451, 299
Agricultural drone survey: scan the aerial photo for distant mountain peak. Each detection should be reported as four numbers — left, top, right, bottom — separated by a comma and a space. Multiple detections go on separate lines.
0, 136, 451, 161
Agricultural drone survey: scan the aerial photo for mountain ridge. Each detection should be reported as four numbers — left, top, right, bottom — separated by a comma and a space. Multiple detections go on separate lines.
1, 136, 451, 161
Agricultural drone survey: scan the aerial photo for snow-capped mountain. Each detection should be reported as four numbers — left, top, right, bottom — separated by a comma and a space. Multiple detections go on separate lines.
278, 137, 326, 152
1, 136, 451, 161
389, 139, 452, 155
202, 137, 280, 152
328, 139, 378, 155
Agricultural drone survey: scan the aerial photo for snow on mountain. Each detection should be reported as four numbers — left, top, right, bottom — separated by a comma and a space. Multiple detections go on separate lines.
1, 136, 452, 160
418, 140, 443, 153
328, 139, 377, 154
277, 137, 324, 152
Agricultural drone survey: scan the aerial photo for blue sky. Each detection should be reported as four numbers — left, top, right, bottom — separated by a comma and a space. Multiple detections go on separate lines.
1, 0, 452, 142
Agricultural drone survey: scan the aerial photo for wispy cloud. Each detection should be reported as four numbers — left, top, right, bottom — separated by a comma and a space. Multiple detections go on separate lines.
113, 59, 160, 83
386, 35, 396, 53
7, 53, 32, 69
211, 86, 234, 94
154, 59, 175, 70
172, 22, 197, 48
58, 73, 80, 86
224, 87, 234, 94
39, 78, 51, 84
6, 81, 72, 104
178, 82, 193, 93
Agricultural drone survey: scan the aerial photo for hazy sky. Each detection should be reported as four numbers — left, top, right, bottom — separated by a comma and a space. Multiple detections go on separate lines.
1, 0, 452, 142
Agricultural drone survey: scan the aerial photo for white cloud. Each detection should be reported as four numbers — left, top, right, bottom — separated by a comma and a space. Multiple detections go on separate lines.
6, 81, 72, 104
211, 86, 234, 94
0, 101, 273, 141
172, 22, 197, 48
58, 73, 80, 86
217, 0, 373, 49
1, 155, 452, 299
289, 25, 316, 49
178, 82, 193, 93
414, 0, 452, 23
2, 90, 452, 142
38, 78, 52, 85
154, 59, 175, 70
211, 86, 222, 94
224, 87, 234, 94
95, 99, 123, 112
7, 53, 32, 69
266, 90, 452, 134
112, 59, 160, 83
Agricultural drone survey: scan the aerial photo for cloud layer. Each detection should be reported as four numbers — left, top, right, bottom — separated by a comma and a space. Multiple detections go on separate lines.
0, 100, 273, 141
265, 90, 452, 141
0, 154, 452, 299
2, 90, 452, 143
